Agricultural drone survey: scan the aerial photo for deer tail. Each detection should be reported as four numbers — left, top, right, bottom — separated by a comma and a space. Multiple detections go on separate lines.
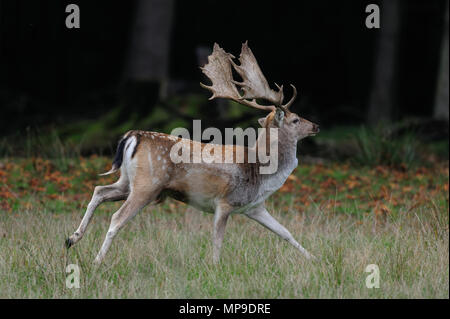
99, 135, 129, 176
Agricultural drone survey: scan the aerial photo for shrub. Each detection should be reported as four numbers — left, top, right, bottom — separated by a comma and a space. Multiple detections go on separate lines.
352, 125, 422, 169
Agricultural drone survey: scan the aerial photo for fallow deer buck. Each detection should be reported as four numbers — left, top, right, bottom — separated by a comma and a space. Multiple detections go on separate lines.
66, 42, 319, 264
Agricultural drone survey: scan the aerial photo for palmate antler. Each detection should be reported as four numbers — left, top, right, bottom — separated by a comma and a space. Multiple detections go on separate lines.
200, 42, 297, 113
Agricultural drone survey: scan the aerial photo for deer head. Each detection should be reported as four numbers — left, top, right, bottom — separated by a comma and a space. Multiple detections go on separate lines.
200, 42, 319, 142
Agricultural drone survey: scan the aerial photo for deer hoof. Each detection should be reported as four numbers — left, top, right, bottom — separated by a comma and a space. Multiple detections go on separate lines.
65, 237, 73, 249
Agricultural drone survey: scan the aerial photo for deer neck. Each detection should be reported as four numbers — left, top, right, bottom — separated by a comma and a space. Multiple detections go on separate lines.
272, 128, 298, 176
254, 127, 298, 196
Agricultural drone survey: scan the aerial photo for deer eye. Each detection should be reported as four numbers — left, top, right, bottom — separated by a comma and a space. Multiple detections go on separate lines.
292, 119, 299, 124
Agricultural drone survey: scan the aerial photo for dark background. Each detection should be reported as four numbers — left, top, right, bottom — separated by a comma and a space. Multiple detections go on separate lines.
0, 0, 448, 153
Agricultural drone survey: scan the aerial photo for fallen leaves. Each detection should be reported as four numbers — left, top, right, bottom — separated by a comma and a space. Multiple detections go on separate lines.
0, 157, 448, 218
276, 161, 449, 216
0, 156, 115, 213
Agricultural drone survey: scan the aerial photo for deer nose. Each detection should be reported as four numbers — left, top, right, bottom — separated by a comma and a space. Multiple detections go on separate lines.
312, 124, 320, 133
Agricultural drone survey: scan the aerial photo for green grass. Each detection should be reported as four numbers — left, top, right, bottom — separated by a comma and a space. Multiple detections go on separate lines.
0, 157, 448, 298
0, 200, 447, 298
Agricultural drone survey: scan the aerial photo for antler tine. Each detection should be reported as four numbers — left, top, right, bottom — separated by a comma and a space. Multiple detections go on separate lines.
282, 84, 297, 110
274, 82, 282, 91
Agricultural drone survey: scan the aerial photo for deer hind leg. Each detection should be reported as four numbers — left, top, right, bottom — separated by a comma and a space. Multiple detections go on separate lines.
212, 202, 233, 264
66, 178, 129, 248
93, 186, 161, 265
246, 204, 314, 260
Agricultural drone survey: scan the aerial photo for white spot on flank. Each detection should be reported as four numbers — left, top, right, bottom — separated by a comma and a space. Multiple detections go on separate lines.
157, 155, 161, 161
147, 152, 153, 173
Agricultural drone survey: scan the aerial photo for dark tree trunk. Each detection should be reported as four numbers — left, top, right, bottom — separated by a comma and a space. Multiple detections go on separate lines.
367, 0, 401, 125
119, 0, 174, 118
125, 0, 174, 84
433, 0, 449, 121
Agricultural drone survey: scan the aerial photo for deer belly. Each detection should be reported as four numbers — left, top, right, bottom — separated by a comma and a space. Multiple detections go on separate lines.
161, 188, 215, 213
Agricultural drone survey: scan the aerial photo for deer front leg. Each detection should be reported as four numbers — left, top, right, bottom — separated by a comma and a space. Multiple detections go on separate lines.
66, 182, 128, 248
246, 204, 314, 260
212, 202, 233, 264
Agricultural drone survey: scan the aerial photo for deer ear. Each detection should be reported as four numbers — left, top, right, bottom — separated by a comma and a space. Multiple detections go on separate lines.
258, 117, 266, 127
274, 108, 285, 127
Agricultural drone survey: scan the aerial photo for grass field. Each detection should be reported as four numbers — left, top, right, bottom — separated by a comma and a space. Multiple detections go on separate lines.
0, 156, 448, 298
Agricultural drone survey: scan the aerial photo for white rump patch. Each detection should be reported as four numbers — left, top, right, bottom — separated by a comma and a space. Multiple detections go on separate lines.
125, 136, 137, 160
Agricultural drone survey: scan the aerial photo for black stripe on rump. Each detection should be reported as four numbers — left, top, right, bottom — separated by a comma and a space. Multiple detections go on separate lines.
131, 133, 141, 159
111, 136, 129, 170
